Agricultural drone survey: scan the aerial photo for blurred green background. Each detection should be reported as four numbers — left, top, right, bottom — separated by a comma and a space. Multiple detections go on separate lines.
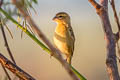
0, 0, 120, 80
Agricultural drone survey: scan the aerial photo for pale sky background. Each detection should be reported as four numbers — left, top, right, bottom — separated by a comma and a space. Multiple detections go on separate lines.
0, 0, 120, 80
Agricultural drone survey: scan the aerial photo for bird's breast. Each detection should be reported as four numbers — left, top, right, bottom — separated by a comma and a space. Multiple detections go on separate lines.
53, 25, 70, 54
54, 36, 69, 54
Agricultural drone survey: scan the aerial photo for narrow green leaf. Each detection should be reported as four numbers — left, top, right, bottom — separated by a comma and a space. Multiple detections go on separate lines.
70, 65, 87, 80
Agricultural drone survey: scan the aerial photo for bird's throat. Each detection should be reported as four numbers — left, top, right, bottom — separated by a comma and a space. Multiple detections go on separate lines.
55, 23, 67, 37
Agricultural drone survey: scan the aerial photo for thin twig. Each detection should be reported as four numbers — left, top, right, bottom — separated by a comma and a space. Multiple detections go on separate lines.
0, 53, 36, 80
109, 0, 120, 59
110, 0, 120, 31
0, 0, 12, 79
0, 21, 12, 80
1, 64, 11, 80
12, 0, 80, 80
89, 0, 120, 80
0, 20, 16, 64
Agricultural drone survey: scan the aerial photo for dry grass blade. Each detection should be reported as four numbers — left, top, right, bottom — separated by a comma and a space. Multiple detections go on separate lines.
2, 22, 14, 39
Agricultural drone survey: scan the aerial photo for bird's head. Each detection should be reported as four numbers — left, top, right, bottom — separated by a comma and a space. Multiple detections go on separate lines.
53, 12, 71, 25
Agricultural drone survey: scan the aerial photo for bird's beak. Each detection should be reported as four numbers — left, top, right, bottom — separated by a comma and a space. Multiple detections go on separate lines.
52, 16, 57, 21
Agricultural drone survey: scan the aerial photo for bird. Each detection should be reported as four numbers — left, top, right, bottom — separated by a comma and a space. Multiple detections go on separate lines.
53, 12, 75, 64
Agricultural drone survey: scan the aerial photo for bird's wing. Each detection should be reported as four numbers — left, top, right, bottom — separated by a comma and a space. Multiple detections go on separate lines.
67, 26, 75, 56
68, 26, 75, 42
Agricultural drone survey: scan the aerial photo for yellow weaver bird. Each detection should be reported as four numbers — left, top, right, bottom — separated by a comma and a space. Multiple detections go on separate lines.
53, 12, 75, 64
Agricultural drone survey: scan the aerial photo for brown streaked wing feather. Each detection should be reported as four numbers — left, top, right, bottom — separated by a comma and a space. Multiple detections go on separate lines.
67, 26, 75, 56
68, 26, 75, 41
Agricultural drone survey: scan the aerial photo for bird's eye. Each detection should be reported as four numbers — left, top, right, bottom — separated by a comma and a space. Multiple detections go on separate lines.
58, 16, 63, 18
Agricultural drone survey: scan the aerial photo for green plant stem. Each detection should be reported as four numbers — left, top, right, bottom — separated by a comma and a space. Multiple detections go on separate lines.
0, 8, 86, 80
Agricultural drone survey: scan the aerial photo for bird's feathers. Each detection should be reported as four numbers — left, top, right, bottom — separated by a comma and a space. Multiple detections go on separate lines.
53, 12, 75, 64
